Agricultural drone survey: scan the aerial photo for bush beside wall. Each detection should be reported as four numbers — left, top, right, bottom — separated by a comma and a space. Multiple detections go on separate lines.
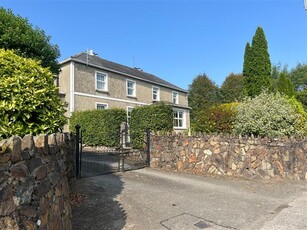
0, 133, 74, 229
69, 109, 126, 147
130, 103, 173, 149
150, 134, 307, 180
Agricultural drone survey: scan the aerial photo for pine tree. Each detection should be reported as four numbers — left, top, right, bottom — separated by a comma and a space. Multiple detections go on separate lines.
277, 72, 295, 97
243, 27, 272, 97
243, 42, 252, 96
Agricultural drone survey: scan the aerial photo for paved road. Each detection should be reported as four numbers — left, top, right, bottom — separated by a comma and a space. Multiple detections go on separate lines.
71, 168, 307, 230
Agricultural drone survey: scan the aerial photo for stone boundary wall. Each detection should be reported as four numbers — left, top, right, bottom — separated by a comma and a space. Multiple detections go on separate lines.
150, 134, 307, 180
0, 133, 75, 229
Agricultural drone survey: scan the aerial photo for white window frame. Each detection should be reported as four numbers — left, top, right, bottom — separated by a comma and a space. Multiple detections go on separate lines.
95, 71, 108, 92
126, 79, 136, 97
173, 109, 186, 129
95, 102, 108, 110
172, 91, 179, 104
152, 86, 160, 101
127, 106, 134, 124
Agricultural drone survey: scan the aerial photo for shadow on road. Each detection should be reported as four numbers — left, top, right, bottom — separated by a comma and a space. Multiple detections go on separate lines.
70, 173, 126, 230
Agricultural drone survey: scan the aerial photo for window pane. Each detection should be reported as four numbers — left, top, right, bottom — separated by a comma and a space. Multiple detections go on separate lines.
97, 104, 106, 110
96, 72, 107, 90
97, 82, 105, 90
128, 88, 134, 95
173, 110, 184, 128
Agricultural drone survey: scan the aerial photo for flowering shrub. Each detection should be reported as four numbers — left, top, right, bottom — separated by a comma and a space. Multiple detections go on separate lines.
234, 91, 305, 137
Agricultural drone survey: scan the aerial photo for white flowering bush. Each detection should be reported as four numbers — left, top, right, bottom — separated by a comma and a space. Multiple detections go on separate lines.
234, 91, 305, 137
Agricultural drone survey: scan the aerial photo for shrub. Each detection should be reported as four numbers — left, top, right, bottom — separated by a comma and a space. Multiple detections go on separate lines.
233, 91, 304, 137
287, 96, 307, 134
130, 103, 173, 148
69, 109, 126, 147
0, 49, 66, 138
192, 103, 238, 133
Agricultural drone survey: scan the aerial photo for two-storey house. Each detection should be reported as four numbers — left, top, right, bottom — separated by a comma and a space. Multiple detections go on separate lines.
58, 50, 190, 132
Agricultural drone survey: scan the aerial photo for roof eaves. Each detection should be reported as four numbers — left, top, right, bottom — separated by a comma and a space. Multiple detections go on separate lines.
68, 58, 188, 93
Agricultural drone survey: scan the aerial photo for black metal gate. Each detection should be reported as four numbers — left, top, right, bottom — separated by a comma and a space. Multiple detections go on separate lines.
75, 124, 150, 177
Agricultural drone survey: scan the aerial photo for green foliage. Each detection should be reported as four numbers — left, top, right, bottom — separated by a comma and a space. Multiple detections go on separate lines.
220, 73, 244, 103
234, 91, 304, 137
287, 96, 307, 134
276, 72, 295, 97
289, 63, 307, 91
243, 27, 272, 97
295, 90, 307, 111
130, 103, 173, 149
0, 8, 60, 74
193, 103, 238, 133
69, 109, 126, 147
0, 49, 66, 138
188, 73, 220, 122
243, 42, 251, 81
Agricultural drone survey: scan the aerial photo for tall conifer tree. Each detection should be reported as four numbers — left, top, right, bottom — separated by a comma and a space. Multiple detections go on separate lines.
243, 27, 272, 97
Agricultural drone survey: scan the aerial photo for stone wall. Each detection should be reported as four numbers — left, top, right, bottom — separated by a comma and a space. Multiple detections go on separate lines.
150, 134, 307, 180
0, 133, 75, 229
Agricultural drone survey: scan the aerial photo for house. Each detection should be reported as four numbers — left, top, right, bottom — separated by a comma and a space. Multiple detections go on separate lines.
58, 50, 190, 132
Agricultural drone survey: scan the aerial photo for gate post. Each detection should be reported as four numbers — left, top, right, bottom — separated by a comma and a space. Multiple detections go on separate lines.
145, 128, 151, 167
75, 124, 81, 177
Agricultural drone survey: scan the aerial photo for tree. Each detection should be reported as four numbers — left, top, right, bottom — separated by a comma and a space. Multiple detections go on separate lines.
0, 8, 60, 74
276, 72, 295, 97
243, 42, 251, 81
0, 49, 66, 138
234, 91, 304, 137
243, 27, 272, 97
188, 73, 220, 123
289, 63, 307, 91
220, 73, 244, 103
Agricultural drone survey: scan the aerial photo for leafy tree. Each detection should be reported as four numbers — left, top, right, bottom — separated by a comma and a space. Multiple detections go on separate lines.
289, 63, 307, 91
220, 73, 244, 103
188, 73, 220, 123
271, 62, 288, 79
276, 72, 295, 97
233, 91, 305, 137
0, 8, 60, 74
243, 27, 272, 97
296, 90, 307, 111
0, 49, 66, 138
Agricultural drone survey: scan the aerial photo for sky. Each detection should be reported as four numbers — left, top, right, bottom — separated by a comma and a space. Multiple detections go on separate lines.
0, 0, 306, 90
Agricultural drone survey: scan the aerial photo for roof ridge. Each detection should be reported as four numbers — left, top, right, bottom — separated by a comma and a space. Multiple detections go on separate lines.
61, 52, 187, 92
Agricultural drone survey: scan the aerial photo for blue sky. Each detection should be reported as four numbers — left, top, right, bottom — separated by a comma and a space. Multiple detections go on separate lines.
0, 0, 306, 90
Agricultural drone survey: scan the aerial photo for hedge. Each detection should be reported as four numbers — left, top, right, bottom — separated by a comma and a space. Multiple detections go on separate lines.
69, 109, 126, 147
130, 103, 173, 148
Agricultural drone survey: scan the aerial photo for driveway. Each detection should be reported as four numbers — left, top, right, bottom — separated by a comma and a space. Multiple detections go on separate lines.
70, 168, 307, 230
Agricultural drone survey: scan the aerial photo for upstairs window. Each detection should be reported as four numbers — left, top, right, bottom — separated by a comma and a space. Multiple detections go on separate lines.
152, 86, 160, 101
96, 103, 108, 110
172, 91, 179, 104
127, 79, 136, 97
96, 71, 108, 91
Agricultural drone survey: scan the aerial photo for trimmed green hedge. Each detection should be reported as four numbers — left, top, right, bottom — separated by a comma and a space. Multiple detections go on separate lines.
130, 103, 173, 149
69, 109, 126, 147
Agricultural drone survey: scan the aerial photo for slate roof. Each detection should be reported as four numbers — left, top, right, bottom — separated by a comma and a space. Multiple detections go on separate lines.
60, 52, 187, 93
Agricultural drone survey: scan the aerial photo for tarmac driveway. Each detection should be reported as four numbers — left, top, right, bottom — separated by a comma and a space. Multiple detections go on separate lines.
70, 168, 307, 230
